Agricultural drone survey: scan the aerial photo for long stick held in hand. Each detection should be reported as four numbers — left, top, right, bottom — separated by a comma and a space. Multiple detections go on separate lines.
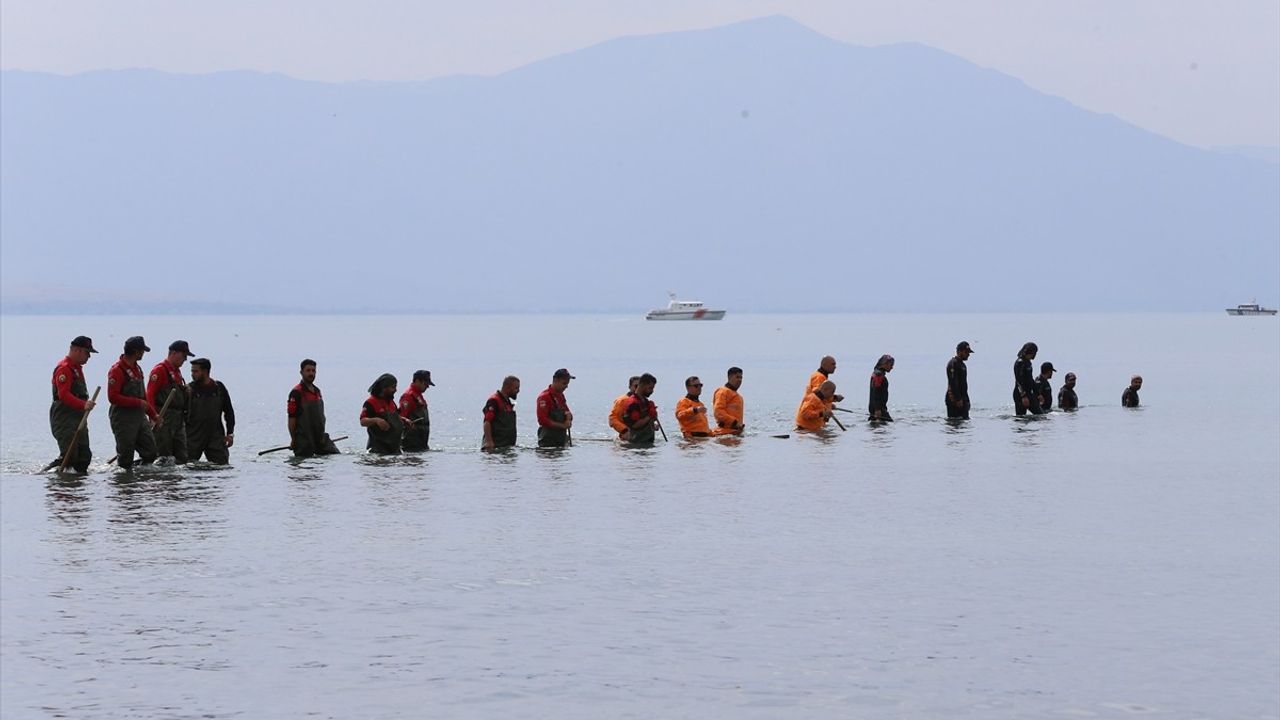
258, 435, 349, 456
52, 386, 100, 473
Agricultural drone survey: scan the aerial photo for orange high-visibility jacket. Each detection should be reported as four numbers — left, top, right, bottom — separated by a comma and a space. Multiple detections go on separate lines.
795, 391, 830, 431
675, 396, 711, 437
712, 385, 743, 431
609, 393, 632, 435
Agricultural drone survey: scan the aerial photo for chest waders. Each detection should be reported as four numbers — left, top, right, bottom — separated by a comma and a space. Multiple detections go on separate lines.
153, 371, 189, 463
50, 368, 92, 472
403, 399, 430, 452
538, 400, 568, 447
188, 383, 229, 464
366, 403, 404, 455
110, 367, 157, 469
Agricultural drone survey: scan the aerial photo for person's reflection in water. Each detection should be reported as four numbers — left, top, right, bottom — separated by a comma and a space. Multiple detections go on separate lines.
942, 413, 973, 450
105, 467, 227, 545
45, 476, 92, 528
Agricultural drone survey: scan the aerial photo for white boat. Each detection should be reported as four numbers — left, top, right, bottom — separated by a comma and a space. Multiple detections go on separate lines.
1225, 300, 1277, 316
645, 293, 726, 321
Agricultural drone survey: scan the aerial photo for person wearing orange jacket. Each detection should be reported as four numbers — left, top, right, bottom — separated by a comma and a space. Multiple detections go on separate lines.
108, 336, 162, 469
796, 380, 836, 432
674, 376, 713, 438
609, 376, 639, 440
806, 356, 844, 403
712, 366, 744, 435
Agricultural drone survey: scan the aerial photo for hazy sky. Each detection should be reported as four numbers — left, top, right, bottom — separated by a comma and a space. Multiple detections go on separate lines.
2, 0, 1277, 149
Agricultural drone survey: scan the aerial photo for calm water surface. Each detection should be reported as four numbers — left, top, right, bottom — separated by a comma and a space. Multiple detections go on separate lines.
2, 314, 1277, 719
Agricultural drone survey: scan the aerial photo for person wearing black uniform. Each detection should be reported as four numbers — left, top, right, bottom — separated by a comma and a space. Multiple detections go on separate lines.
399, 370, 434, 452
1012, 342, 1043, 416
868, 354, 894, 422
1033, 362, 1056, 412
361, 373, 405, 455
186, 358, 235, 464
482, 376, 520, 451
288, 358, 340, 457
945, 341, 974, 419
1122, 375, 1143, 407
1058, 372, 1079, 410
50, 336, 99, 473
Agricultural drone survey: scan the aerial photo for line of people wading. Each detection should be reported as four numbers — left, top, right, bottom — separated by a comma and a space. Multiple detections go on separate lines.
48, 335, 1146, 472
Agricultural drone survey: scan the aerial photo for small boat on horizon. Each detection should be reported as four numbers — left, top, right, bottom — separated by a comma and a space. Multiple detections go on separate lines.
1225, 300, 1277, 316
645, 293, 726, 321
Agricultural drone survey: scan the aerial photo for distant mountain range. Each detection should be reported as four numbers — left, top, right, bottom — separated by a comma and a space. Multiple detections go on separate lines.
2, 16, 1277, 313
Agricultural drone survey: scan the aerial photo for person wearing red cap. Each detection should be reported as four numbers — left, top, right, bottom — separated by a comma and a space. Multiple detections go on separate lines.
108, 336, 161, 469
536, 369, 575, 447
49, 335, 99, 473
147, 340, 194, 463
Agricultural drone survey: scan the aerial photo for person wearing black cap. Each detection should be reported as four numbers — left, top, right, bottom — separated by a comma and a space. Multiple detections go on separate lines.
49, 336, 100, 473
186, 358, 235, 464
108, 336, 161, 469
360, 373, 406, 455
869, 355, 895, 422
399, 370, 434, 452
945, 341, 974, 419
482, 376, 520, 451
288, 359, 340, 457
1034, 362, 1056, 412
1058, 372, 1079, 411
536, 369, 575, 448
1122, 375, 1143, 407
1012, 342, 1043, 417
147, 340, 194, 463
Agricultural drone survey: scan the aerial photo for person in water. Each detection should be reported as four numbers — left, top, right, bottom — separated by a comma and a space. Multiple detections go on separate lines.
1122, 375, 1143, 407
945, 341, 973, 420
360, 373, 406, 455
1034, 362, 1056, 412
869, 355, 894, 422
1058, 372, 1079, 410
1012, 342, 1043, 416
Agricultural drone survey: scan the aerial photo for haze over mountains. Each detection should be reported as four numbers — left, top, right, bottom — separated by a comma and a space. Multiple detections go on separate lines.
2, 16, 1277, 313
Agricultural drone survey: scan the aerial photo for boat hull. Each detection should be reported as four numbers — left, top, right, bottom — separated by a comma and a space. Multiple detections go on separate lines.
645, 309, 726, 321
1226, 309, 1278, 316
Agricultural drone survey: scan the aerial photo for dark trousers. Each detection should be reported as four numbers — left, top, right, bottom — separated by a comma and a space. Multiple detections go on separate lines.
154, 409, 189, 463
50, 408, 91, 473
945, 395, 969, 420
110, 408, 157, 469
1013, 390, 1044, 416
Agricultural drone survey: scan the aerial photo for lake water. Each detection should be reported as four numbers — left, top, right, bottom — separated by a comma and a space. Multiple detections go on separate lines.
2, 313, 1277, 719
